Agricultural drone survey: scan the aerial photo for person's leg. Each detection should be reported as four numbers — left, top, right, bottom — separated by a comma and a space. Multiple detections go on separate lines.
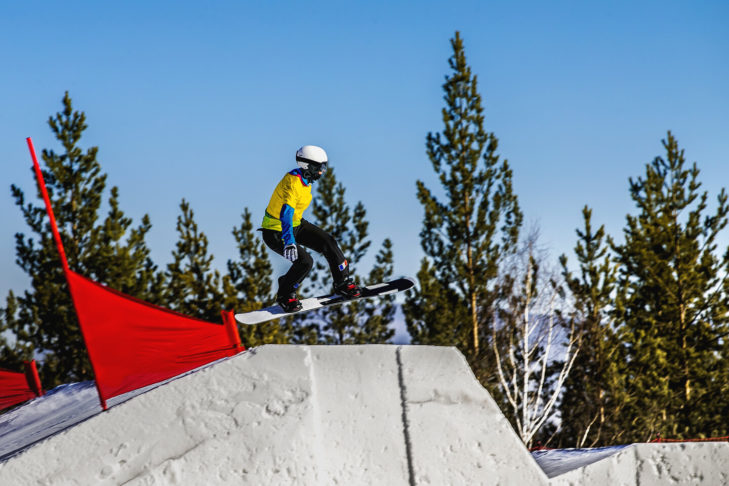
295, 220, 349, 283
296, 220, 361, 297
261, 229, 314, 297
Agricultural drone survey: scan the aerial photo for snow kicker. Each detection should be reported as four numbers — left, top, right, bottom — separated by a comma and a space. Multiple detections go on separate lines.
1, 345, 728, 485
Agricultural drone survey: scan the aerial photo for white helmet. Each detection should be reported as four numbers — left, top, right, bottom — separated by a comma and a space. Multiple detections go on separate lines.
296, 145, 328, 181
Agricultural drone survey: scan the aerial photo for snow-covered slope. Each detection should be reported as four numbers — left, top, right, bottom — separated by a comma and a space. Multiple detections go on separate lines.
1, 345, 728, 485
547, 442, 729, 485
533, 446, 629, 478
0, 345, 547, 485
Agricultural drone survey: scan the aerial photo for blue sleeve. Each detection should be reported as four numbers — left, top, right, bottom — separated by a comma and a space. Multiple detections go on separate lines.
280, 204, 296, 246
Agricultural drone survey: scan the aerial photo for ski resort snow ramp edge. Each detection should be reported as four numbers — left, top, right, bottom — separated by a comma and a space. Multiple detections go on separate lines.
0, 345, 547, 485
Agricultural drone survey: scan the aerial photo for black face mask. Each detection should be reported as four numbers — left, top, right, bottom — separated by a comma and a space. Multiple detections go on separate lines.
303, 162, 327, 181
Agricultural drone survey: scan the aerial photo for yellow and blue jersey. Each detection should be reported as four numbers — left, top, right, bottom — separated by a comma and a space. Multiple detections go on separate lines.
262, 169, 312, 245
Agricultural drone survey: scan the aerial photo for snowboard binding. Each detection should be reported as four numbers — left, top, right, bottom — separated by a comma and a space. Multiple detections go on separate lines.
276, 293, 303, 313
333, 278, 362, 298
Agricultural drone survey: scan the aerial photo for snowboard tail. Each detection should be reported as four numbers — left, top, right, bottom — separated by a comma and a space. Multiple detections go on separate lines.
234, 277, 415, 326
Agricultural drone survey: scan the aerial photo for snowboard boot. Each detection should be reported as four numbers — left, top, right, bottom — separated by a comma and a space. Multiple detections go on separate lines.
277, 277, 302, 312
333, 278, 362, 298
276, 292, 303, 313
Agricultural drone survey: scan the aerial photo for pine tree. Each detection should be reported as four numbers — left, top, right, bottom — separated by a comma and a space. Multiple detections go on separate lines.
3, 92, 161, 385
223, 208, 290, 346
355, 238, 397, 344
557, 206, 623, 447
403, 259, 470, 349
299, 166, 396, 344
305, 166, 367, 344
0, 292, 31, 370
405, 31, 522, 367
224, 208, 273, 312
306, 166, 371, 294
165, 199, 224, 323
612, 132, 729, 441
86, 187, 166, 304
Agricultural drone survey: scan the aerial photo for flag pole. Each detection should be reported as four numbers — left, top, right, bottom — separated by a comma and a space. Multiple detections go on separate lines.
26, 137, 71, 274
25, 137, 108, 410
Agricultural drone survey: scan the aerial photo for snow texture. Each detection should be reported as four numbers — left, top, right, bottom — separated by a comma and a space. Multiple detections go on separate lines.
547, 442, 729, 485
533, 446, 628, 478
0, 345, 728, 485
0, 382, 99, 461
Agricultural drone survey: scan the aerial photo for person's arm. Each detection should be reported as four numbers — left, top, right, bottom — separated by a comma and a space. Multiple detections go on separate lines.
278, 174, 300, 261
280, 204, 296, 246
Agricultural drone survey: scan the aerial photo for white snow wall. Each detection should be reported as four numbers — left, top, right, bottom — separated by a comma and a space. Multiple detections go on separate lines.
0, 345, 548, 485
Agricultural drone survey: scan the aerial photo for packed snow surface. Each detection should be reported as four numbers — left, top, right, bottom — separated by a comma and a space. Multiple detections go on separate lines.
3, 378, 622, 477
1, 345, 728, 485
532, 446, 628, 478
0, 381, 99, 461
0, 362, 211, 462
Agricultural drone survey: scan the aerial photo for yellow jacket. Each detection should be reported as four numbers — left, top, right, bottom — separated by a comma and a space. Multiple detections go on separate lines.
261, 169, 312, 243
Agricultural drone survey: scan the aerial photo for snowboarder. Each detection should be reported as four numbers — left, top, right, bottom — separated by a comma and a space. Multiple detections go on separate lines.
260, 145, 361, 312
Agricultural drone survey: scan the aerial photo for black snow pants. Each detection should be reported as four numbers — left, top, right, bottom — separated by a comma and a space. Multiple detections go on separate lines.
261, 219, 349, 297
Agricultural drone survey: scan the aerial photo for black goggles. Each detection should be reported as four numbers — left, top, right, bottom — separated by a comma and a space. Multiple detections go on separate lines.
297, 156, 328, 173
311, 162, 327, 173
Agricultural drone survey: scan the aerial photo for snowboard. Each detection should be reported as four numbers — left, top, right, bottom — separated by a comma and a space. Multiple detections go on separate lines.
235, 277, 415, 325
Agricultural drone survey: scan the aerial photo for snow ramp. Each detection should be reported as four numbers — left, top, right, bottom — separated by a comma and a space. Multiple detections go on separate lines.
0, 345, 547, 485
3, 346, 727, 485
546, 442, 729, 485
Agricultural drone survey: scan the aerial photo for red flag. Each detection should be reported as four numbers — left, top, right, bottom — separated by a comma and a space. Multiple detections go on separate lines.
66, 271, 242, 407
26, 137, 244, 410
0, 361, 43, 411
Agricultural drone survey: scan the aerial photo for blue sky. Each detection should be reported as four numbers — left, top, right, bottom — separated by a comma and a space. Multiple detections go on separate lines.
2, 1, 729, 302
